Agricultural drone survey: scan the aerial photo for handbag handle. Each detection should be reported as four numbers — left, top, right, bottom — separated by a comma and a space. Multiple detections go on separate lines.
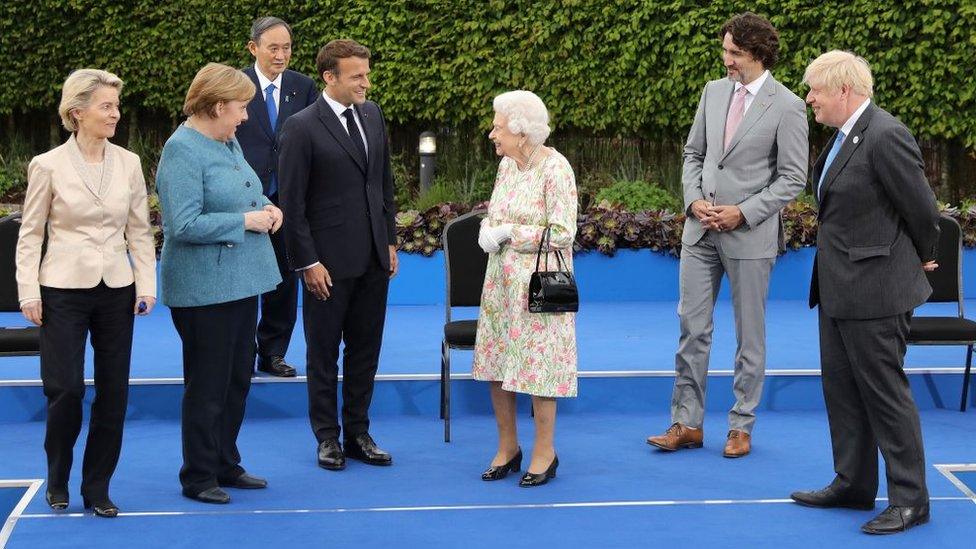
534, 225, 568, 273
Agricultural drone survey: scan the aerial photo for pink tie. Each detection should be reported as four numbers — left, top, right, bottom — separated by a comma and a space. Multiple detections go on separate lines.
724, 86, 749, 151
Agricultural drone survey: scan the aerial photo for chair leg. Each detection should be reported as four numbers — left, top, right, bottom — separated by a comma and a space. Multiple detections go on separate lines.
440, 340, 447, 420
961, 344, 973, 412
441, 341, 452, 442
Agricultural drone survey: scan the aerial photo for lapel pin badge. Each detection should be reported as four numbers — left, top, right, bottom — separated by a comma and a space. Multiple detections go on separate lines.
852, 135, 860, 144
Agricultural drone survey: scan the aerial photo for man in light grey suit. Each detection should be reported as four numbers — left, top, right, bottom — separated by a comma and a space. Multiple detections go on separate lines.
647, 12, 807, 458
790, 51, 938, 535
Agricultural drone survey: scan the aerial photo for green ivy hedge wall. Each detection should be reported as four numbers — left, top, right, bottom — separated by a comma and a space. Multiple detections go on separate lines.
2, 1, 974, 145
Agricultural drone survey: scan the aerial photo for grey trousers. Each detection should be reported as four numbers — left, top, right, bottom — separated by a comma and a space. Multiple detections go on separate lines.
671, 233, 774, 433
819, 309, 928, 506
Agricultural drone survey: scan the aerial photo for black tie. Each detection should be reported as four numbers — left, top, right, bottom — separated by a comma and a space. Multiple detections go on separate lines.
342, 108, 367, 164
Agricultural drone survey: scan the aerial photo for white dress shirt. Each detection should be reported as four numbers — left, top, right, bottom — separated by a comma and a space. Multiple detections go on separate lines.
840, 98, 871, 139
733, 70, 770, 114
254, 64, 282, 110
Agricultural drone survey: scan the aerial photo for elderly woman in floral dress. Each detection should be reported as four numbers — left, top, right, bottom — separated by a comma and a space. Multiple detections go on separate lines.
473, 90, 578, 487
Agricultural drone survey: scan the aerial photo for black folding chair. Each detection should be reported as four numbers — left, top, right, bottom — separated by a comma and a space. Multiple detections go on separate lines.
0, 213, 40, 357
907, 215, 976, 411
440, 210, 488, 442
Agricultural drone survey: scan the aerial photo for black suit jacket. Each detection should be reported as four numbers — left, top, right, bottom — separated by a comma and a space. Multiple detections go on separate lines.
278, 96, 396, 280
809, 102, 940, 319
236, 67, 318, 197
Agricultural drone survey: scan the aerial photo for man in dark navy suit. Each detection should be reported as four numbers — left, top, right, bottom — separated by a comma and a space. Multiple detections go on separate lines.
237, 17, 319, 377
278, 39, 398, 470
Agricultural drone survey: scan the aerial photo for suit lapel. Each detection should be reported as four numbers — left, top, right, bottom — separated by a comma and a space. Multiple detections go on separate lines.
245, 67, 275, 139
355, 103, 377, 174
817, 103, 875, 206
721, 75, 777, 160
275, 71, 298, 133
316, 97, 367, 175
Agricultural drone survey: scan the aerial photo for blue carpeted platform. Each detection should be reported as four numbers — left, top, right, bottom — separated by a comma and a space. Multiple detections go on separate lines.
0, 411, 973, 548
1, 278, 974, 545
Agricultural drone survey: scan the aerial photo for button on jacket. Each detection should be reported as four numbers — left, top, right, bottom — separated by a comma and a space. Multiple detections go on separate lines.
16, 134, 156, 302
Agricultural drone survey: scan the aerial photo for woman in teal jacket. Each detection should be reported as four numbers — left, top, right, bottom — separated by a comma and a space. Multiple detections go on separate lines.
157, 63, 282, 505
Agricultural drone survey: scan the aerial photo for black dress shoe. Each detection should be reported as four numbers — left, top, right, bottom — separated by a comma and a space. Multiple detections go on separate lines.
482, 449, 522, 481
45, 488, 68, 511
83, 496, 119, 518
519, 455, 558, 487
344, 433, 392, 466
182, 486, 231, 504
257, 355, 297, 377
218, 472, 268, 489
861, 504, 930, 534
790, 486, 875, 510
317, 439, 346, 470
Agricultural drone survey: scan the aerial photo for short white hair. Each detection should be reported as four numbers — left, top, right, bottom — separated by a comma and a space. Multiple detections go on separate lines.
493, 90, 551, 145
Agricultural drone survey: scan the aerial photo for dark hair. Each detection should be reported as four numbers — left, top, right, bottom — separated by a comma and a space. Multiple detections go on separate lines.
315, 39, 371, 77
719, 12, 779, 69
250, 16, 292, 44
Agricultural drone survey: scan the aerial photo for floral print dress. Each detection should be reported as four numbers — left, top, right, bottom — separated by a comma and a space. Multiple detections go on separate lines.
472, 150, 579, 397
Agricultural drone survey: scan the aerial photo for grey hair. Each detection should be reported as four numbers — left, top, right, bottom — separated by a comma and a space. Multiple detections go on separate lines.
493, 90, 551, 145
250, 16, 292, 44
58, 69, 123, 133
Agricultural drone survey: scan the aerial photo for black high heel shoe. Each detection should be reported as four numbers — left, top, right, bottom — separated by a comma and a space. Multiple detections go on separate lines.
45, 488, 68, 511
481, 448, 522, 481
83, 496, 119, 518
519, 455, 558, 487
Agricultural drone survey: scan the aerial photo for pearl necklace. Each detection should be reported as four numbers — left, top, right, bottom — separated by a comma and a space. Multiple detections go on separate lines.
518, 144, 543, 172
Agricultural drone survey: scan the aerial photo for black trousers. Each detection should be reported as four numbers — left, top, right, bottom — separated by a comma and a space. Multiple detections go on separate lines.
304, 257, 389, 443
818, 308, 929, 507
256, 193, 298, 359
40, 282, 134, 500
171, 296, 257, 494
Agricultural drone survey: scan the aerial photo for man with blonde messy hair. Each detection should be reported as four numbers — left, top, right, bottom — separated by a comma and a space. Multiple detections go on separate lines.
791, 50, 940, 535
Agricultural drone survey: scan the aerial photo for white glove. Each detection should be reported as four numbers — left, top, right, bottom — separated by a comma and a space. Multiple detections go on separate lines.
478, 223, 513, 254
478, 223, 499, 253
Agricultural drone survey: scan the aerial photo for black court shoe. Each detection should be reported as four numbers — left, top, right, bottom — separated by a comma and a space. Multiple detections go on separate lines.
45, 488, 68, 511
481, 449, 522, 481
83, 496, 119, 518
519, 455, 558, 487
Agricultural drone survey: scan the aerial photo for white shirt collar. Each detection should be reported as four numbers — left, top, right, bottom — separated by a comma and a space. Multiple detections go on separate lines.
253, 64, 282, 94
840, 98, 871, 138
734, 70, 770, 96
322, 90, 355, 119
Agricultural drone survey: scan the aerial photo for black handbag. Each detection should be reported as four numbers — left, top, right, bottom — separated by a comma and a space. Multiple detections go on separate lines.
528, 226, 579, 313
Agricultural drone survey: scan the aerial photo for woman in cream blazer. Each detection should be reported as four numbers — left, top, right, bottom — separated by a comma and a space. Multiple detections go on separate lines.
15, 69, 156, 518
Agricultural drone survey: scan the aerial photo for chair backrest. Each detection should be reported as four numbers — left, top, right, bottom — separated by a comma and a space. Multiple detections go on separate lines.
0, 213, 23, 312
925, 214, 962, 308
443, 210, 488, 312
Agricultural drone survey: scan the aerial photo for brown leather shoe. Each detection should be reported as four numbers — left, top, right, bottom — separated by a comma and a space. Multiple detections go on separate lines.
646, 423, 703, 451
723, 430, 751, 458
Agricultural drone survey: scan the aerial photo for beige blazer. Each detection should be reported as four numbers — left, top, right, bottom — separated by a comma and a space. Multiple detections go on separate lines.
16, 135, 156, 303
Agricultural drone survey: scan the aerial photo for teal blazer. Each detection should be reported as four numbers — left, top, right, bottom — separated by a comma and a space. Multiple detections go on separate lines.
157, 124, 281, 307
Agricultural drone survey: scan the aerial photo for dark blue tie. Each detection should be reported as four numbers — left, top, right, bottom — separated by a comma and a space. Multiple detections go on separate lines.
817, 131, 845, 199
266, 84, 278, 196
342, 108, 367, 165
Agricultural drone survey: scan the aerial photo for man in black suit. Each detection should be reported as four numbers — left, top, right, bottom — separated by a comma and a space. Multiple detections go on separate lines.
278, 39, 398, 470
237, 16, 319, 377
790, 51, 940, 535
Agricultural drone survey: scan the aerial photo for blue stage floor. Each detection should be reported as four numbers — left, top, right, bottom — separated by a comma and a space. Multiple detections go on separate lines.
1, 410, 974, 548
1, 300, 973, 381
